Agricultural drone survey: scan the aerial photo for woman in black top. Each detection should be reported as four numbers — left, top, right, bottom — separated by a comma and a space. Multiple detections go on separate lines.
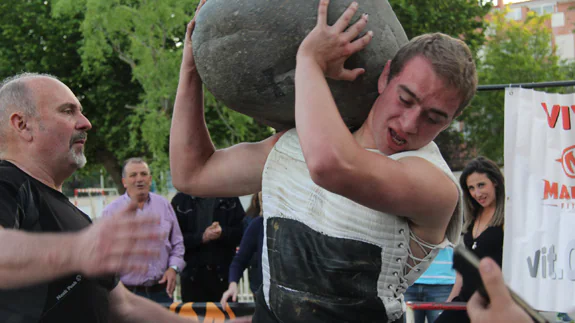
435, 157, 505, 323
221, 192, 264, 307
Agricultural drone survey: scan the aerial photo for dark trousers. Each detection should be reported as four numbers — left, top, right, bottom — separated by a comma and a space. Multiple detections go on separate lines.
125, 283, 172, 304
181, 266, 229, 303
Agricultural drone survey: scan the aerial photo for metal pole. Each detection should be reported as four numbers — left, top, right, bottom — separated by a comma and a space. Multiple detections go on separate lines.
477, 80, 575, 91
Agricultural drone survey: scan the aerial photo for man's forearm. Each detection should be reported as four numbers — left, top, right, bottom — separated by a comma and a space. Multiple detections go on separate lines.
111, 287, 196, 323
294, 56, 358, 176
169, 68, 215, 192
117, 292, 251, 323
0, 229, 77, 288
168, 223, 186, 269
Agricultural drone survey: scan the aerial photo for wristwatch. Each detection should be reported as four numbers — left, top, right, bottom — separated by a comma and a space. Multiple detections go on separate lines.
170, 265, 180, 274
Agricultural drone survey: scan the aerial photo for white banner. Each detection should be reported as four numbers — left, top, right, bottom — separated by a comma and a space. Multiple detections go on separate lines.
504, 88, 575, 312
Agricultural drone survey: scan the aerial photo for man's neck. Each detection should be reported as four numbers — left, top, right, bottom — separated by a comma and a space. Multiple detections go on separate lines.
5, 157, 67, 191
127, 192, 150, 209
353, 114, 377, 150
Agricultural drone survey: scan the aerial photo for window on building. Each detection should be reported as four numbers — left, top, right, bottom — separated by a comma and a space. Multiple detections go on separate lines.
552, 12, 565, 27
506, 8, 522, 20
556, 34, 575, 60
529, 4, 554, 15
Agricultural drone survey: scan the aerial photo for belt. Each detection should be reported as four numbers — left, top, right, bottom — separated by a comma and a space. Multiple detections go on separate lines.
124, 282, 167, 293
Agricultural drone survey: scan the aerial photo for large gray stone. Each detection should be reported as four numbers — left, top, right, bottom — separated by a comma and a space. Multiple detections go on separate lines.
192, 0, 408, 130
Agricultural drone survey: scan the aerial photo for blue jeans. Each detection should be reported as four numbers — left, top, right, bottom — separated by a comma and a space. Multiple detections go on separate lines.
404, 283, 453, 323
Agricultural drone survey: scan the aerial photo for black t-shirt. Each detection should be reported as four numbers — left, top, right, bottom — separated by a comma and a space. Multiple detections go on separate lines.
0, 161, 118, 323
459, 222, 504, 301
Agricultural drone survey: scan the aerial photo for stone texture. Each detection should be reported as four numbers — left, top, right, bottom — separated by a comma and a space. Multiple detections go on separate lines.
192, 0, 408, 130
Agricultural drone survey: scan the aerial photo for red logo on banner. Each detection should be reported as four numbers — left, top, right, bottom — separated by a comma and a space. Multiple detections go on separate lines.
544, 145, 575, 206
556, 145, 575, 178
542, 103, 574, 130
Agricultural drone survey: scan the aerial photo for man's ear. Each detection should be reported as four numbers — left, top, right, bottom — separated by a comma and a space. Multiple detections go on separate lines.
9, 112, 33, 141
378, 60, 391, 94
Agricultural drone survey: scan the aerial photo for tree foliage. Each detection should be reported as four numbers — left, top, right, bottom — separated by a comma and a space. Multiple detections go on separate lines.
52, 0, 274, 192
0, 0, 146, 195
391, 0, 492, 55
461, 7, 571, 162
1, 0, 508, 190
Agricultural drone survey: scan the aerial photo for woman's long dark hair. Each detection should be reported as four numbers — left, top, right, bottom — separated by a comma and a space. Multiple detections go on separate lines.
459, 156, 505, 232
245, 192, 262, 218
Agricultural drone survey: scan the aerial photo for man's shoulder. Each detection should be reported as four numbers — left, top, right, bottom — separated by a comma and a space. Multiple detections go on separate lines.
0, 161, 31, 188
267, 128, 305, 162
102, 195, 128, 213
171, 192, 194, 207
391, 141, 451, 171
149, 192, 170, 204
149, 193, 175, 213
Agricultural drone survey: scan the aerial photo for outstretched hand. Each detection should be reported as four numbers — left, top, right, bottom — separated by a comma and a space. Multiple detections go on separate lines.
72, 200, 164, 277
297, 0, 373, 81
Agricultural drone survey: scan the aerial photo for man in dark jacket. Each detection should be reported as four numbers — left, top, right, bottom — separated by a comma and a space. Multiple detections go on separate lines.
0, 72, 250, 323
171, 193, 245, 302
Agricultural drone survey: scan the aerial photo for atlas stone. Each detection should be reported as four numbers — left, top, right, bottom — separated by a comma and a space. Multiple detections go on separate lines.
192, 0, 408, 130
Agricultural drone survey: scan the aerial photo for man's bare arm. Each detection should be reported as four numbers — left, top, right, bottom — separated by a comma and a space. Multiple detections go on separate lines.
0, 202, 162, 289
109, 283, 251, 323
310, 153, 458, 229
169, 3, 278, 197
294, 0, 457, 235
108, 283, 189, 323
0, 228, 77, 288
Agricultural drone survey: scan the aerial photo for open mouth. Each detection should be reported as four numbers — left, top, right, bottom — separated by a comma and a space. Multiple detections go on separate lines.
390, 129, 406, 146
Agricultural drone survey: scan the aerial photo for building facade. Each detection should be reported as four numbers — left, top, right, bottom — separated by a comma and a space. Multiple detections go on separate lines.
496, 0, 575, 60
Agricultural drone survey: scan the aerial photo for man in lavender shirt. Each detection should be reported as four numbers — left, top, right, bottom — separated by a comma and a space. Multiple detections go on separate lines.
102, 157, 186, 303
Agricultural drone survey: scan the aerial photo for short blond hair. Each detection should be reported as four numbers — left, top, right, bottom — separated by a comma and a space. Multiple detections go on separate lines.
388, 33, 477, 115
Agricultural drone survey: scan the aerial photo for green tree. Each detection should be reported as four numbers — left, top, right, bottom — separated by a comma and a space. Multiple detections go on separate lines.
391, 0, 492, 55
52, 0, 274, 192
461, 8, 571, 162
0, 0, 146, 194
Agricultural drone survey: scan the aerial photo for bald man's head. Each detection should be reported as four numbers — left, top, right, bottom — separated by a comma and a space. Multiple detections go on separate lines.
0, 73, 60, 155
